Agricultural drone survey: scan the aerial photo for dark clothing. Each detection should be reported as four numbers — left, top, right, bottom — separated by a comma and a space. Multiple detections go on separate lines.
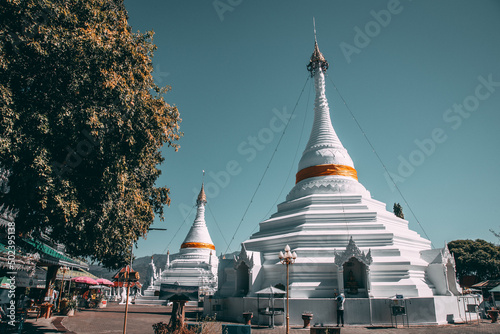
336, 295, 345, 326
337, 309, 344, 326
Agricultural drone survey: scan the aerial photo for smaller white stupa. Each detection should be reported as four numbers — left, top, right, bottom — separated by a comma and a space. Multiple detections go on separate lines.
144, 183, 219, 299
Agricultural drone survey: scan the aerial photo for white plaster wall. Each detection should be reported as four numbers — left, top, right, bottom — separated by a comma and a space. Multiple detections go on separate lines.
427, 264, 447, 295
204, 297, 468, 326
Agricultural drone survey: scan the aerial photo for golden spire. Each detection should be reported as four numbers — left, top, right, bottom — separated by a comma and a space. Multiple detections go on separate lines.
196, 170, 207, 205
311, 41, 326, 63
197, 183, 207, 205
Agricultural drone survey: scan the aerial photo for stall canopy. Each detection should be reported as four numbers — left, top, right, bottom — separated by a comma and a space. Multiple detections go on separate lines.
96, 278, 114, 286
471, 280, 500, 298
471, 280, 500, 290
56, 268, 97, 281
256, 286, 286, 295
0, 239, 38, 272
255, 286, 285, 328
21, 237, 88, 269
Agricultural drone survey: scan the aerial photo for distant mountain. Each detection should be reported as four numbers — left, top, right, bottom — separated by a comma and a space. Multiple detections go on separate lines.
87, 264, 115, 280
88, 254, 168, 285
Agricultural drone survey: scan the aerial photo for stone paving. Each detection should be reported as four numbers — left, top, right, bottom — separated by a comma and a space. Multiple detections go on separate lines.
18, 303, 499, 334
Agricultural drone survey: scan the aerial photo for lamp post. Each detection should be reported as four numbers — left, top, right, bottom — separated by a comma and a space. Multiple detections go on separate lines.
279, 245, 297, 334
123, 228, 167, 334
122, 242, 133, 334
57, 266, 69, 311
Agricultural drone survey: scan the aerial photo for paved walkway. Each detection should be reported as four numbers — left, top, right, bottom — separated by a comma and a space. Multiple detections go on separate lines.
18, 303, 499, 334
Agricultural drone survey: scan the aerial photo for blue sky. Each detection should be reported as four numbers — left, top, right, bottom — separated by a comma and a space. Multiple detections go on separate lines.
123, 0, 500, 258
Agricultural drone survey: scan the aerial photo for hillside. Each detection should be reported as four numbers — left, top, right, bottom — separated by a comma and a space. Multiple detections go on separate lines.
88, 254, 168, 285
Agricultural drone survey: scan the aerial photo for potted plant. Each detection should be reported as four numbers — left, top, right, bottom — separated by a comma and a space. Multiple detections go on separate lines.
302, 311, 313, 328
487, 307, 498, 323
242, 311, 253, 325
152, 321, 169, 334
59, 298, 69, 311
63, 299, 77, 316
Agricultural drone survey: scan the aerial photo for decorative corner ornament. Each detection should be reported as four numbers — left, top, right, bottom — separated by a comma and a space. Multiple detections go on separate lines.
441, 244, 456, 266
234, 244, 254, 269
334, 237, 373, 267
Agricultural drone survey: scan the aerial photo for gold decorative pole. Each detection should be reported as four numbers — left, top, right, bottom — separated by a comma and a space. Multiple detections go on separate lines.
123, 243, 133, 334
279, 245, 297, 334
122, 228, 165, 334
57, 266, 68, 311
286, 261, 289, 333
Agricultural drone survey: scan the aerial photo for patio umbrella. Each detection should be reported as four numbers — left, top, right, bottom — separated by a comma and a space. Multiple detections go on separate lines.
256, 286, 286, 295
96, 278, 114, 286
71, 276, 98, 285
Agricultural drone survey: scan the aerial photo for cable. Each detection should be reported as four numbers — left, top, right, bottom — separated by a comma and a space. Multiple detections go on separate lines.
250, 79, 313, 235
224, 75, 311, 254
161, 205, 194, 254
207, 203, 230, 250
326, 75, 434, 248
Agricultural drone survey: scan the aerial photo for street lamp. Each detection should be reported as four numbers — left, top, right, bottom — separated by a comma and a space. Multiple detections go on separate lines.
123, 228, 167, 334
279, 245, 297, 334
57, 266, 69, 311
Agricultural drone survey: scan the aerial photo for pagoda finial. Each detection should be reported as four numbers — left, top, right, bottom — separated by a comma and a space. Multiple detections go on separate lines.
313, 17, 317, 44
307, 20, 329, 77
197, 179, 207, 205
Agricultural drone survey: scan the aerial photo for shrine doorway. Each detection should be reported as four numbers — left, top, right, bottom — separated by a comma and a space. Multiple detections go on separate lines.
236, 262, 250, 296
343, 257, 368, 297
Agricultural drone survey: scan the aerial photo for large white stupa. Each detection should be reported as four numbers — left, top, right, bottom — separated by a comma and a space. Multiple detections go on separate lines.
143, 184, 219, 300
212, 39, 467, 325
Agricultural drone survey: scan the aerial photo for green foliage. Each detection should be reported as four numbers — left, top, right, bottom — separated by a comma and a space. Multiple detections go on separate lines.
393, 203, 404, 219
0, 0, 181, 268
448, 239, 500, 281
63, 298, 77, 311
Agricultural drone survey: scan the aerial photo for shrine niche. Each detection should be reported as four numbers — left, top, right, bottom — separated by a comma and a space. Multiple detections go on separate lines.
334, 237, 372, 297
236, 261, 250, 296
343, 257, 367, 296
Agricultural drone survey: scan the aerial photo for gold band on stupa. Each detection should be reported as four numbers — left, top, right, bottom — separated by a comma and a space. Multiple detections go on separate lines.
180, 242, 216, 250
296, 164, 358, 184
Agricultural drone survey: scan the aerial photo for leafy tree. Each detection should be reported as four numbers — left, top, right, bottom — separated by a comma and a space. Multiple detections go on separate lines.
393, 203, 404, 219
0, 0, 181, 268
448, 239, 500, 281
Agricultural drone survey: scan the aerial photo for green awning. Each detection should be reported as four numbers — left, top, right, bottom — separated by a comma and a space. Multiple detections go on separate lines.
56, 268, 98, 280
22, 238, 88, 269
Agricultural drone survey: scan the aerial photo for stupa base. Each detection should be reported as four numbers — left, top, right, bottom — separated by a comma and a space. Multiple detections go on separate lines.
204, 296, 480, 326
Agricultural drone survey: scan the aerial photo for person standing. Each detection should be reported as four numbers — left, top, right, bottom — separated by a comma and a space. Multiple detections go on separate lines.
336, 293, 345, 327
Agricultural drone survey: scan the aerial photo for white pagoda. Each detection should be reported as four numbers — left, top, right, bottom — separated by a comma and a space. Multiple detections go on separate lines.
212, 40, 466, 325
144, 183, 219, 300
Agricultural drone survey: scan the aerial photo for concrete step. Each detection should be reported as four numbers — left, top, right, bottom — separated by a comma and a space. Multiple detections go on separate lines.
136, 295, 161, 300
134, 298, 167, 305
